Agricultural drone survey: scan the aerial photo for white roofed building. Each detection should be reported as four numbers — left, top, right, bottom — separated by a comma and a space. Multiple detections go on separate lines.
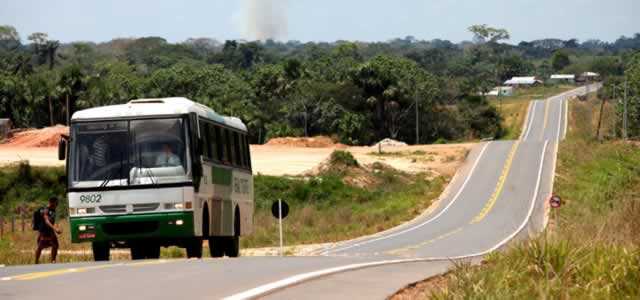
504, 76, 543, 86
550, 74, 576, 83
482, 86, 514, 97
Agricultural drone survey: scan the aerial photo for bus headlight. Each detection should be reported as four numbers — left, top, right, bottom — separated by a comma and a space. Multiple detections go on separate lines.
76, 207, 95, 215
165, 202, 191, 210
79, 225, 87, 231
165, 203, 183, 210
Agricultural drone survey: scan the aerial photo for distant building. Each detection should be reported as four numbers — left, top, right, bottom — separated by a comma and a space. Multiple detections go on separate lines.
577, 72, 601, 83
550, 74, 576, 83
483, 86, 514, 97
504, 76, 543, 87
0, 119, 11, 141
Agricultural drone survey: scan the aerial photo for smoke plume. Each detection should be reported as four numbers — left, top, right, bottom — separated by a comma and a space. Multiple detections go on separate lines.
237, 0, 288, 41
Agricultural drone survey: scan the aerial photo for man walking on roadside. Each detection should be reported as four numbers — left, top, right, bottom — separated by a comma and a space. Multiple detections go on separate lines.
35, 197, 62, 264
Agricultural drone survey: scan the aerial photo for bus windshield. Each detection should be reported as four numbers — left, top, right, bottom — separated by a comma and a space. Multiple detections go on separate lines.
69, 118, 191, 189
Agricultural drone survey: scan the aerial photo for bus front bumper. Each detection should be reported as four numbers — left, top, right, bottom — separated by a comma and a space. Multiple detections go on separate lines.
69, 212, 194, 244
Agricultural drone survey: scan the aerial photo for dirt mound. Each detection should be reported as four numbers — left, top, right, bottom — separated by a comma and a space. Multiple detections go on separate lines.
3, 125, 68, 148
306, 151, 408, 188
374, 138, 408, 147
265, 136, 346, 148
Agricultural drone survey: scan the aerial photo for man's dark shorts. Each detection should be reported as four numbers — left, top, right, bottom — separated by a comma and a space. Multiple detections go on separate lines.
37, 231, 59, 249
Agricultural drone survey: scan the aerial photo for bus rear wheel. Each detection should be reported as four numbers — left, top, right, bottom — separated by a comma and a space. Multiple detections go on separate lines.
92, 242, 110, 261
208, 237, 224, 258
225, 236, 240, 257
226, 210, 240, 257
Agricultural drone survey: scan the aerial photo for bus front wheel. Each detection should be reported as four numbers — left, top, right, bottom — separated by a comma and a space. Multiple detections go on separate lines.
186, 239, 202, 258
92, 242, 110, 261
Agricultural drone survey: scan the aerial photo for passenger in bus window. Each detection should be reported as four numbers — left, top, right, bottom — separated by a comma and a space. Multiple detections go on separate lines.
156, 143, 181, 167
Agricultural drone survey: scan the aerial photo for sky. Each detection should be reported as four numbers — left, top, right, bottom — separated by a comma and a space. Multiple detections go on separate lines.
0, 0, 638, 44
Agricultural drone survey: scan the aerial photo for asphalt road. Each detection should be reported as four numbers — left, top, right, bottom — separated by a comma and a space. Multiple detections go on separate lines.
0, 84, 600, 300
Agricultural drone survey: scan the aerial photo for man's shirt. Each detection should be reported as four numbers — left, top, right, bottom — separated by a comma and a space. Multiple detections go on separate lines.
155, 152, 181, 167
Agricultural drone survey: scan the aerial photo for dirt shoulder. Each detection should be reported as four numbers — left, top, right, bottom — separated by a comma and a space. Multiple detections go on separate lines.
252, 144, 471, 176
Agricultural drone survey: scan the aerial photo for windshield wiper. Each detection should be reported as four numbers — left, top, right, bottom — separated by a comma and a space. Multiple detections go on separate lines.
135, 144, 158, 186
145, 168, 158, 185
100, 151, 124, 188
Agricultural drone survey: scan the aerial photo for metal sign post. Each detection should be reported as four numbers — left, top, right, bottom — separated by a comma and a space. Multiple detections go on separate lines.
271, 199, 289, 257
278, 199, 283, 256
549, 195, 562, 227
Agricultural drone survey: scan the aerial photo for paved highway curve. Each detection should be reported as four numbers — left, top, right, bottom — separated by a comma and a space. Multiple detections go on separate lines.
0, 85, 600, 300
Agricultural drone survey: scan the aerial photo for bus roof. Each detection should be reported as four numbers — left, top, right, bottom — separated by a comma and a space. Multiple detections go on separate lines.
71, 97, 247, 131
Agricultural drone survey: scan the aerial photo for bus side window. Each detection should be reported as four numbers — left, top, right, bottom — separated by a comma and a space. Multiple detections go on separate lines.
215, 126, 224, 162
208, 123, 218, 162
233, 132, 243, 167
242, 135, 251, 169
244, 134, 252, 169
238, 134, 246, 168
227, 130, 236, 166
199, 120, 211, 159
225, 129, 233, 165
218, 127, 228, 163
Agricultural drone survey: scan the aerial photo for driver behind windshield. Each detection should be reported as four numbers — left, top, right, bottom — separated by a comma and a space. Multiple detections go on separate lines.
155, 143, 181, 167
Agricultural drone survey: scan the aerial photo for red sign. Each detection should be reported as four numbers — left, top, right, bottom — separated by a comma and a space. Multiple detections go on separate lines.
549, 195, 562, 208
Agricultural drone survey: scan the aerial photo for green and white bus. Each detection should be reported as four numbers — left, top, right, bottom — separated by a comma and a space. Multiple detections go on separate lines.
58, 97, 254, 261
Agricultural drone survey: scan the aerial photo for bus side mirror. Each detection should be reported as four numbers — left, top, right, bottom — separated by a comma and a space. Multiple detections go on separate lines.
58, 138, 67, 161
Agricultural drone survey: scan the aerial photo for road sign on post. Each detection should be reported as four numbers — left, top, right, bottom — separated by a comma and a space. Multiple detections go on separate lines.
549, 195, 562, 208
271, 200, 289, 256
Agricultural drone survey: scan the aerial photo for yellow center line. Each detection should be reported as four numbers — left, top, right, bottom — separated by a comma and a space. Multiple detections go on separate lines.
540, 99, 550, 140
384, 141, 521, 255
386, 227, 464, 256
3, 259, 184, 281
6, 264, 120, 281
470, 140, 520, 224
128, 259, 175, 267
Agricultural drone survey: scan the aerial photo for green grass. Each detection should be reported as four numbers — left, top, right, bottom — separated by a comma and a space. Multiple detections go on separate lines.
431, 95, 640, 299
0, 152, 447, 264
243, 162, 446, 248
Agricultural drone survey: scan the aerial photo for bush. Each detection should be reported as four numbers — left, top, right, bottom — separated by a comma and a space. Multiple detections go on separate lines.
329, 150, 359, 167
0, 164, 66, 217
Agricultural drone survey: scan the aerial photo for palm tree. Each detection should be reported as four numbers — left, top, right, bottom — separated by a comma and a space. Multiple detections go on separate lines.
57, 65, 86, 125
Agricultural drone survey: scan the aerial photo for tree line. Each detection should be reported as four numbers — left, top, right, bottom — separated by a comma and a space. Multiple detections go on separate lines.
0, 24, 638, 145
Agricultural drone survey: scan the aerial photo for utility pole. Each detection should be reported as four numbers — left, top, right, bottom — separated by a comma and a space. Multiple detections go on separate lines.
596, 95, 606, 141
612, 86, 617, 139
415, 94, 419, 145
623, 80, 628, 140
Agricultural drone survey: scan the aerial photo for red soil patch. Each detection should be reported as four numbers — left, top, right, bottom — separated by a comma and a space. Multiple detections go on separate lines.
2, 125, 69, 148
265, 136, 346, 148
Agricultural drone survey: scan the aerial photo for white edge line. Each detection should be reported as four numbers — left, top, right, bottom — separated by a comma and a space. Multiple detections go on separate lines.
563, 96, 569, 140
556, 98, 563, 142
519, 101, 534, 140
309, 150, 468, 256
322, 142, 491, 255
224, 141, 550, 300
523, 101, 537, 141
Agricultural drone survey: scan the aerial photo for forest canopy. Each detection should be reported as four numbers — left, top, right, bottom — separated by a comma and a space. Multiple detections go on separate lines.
1, 24, 638, 144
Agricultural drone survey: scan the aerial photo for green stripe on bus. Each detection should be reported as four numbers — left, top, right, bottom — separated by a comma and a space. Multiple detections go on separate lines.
212, 166, 232, 186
